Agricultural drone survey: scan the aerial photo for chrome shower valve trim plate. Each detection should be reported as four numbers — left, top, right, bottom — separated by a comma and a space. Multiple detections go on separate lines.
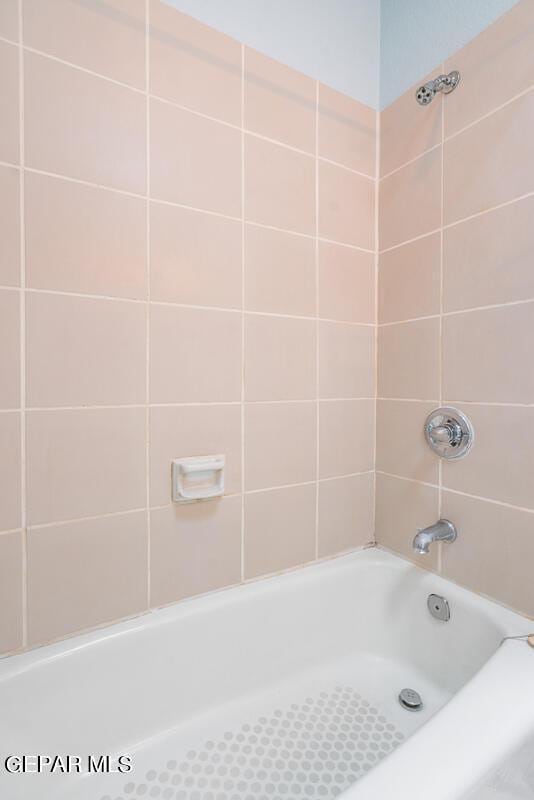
424, 406, 474, 460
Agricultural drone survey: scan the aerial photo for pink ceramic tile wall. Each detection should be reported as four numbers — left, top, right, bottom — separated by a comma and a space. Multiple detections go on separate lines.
0, 0, 377, 654
377, 0, 534, 618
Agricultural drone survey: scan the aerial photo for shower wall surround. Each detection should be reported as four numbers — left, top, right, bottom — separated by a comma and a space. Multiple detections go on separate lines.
1, 0, 533, 659
0, 0, 376, 655
377, 0, 534, 617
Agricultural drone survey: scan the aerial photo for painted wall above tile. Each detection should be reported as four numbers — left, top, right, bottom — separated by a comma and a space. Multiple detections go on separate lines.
163, 0, 380, 108
164, 0, 520, 110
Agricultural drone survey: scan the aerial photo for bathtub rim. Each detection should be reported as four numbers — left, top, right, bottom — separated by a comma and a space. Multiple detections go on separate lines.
0, 545, 531, 680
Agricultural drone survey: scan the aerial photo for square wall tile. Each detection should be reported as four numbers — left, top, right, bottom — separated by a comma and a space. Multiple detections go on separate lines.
442, 405, 534, 511
319, 242, 374, 324
380, 71, 442, 177
244, 484, 316, 579
245, 48, 316, 153
0, 413, 21, 532
150, 305, 241, 404
26, 292, 146, 407
318, 84, 376, 176
376, 400, 438, 484
318, 474, 374, 558
319, 322, 374, 399
0, 0, 18, 42
150, 497, 241, 607
0, 164, 20, 286
445, 1, 534, 137
26, 408, 146, 525
0, 288, 20, 408
379, 147, 441, 251
319, 399, 374, 479
23, 0, 146, 89
443, 195, 534, 312
378, 319, 440, 400
150, 0, 241, 125
378, 233, 441, 324
245, 224, 316, 317
244, 402, 316, 491
245, 315, 316, 401
0, 531, 23, 654
443, 304, 534, 404
28, 511, 147, 645
150, 404, 242, 507
151, 98, 241, 217
0, 40, 18, 165
375, 473, 439, 570
318, 161, 374, 249
24, 52, 146, 193
441, 491, 534, 617
245, 135, 315, 235
444, 90, 534, 226
25, 172, 147, 299
150, 202, 241, 309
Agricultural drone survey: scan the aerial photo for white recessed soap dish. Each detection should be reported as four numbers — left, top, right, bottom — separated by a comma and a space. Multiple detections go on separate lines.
171, 455, 225, 504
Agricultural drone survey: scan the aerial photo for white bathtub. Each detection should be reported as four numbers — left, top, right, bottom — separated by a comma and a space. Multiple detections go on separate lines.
1, 548, 533, 800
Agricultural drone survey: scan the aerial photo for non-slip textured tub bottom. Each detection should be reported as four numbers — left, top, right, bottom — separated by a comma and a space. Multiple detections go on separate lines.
101, 684, 405, 800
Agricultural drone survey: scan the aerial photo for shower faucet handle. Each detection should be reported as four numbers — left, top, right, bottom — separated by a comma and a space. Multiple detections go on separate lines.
424, 407, 474, 460
428, 422, 460, 445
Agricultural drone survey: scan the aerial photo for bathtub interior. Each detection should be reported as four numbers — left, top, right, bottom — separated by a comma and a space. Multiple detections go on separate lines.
0, 549, 529, 800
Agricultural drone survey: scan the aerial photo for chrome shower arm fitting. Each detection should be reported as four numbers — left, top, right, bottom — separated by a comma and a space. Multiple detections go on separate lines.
416, 70, 460, 105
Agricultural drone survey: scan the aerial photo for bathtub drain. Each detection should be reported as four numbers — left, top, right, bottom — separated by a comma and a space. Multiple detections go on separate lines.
398, 687, 423, 711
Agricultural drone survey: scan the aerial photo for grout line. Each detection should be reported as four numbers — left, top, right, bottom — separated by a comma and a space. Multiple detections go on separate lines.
437, 62, 445, 576
376, 398, 534, 408
379, 226, 443, 255
0, 528, 24, 538
17, 469, 534, 535
18, 164, 375, 254
19, 398, 377, 413
380, 83, 534, 182
383, 193, 534, 251
379, 189, 534, 256
240, 43, 246, 583
20, 40, 375, 181
21, 397, 534, 412
145, 0, 151, 611
22, 42, 148, 94
18, 0, 27, 649
441, 296, 534, 317
439, 399, 534, 408
317, 236, 373, 254
18, 469, 375, 535
372, 105, 380, 545
376, 470, 534, 517
0, 33, 18, 47
377, 296, 534, 327
379, 142, 441, 182
442, 189, 534, 231
318, 156, 374, 181
378, 313, 440, 327
245, 472, 375, 497
314, 80, 320, 560
376, 470, 440, 491
443, 81, 534, 144
0, 158, 20, 170
26, 507, 150, 533
17, 286, 376, 323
